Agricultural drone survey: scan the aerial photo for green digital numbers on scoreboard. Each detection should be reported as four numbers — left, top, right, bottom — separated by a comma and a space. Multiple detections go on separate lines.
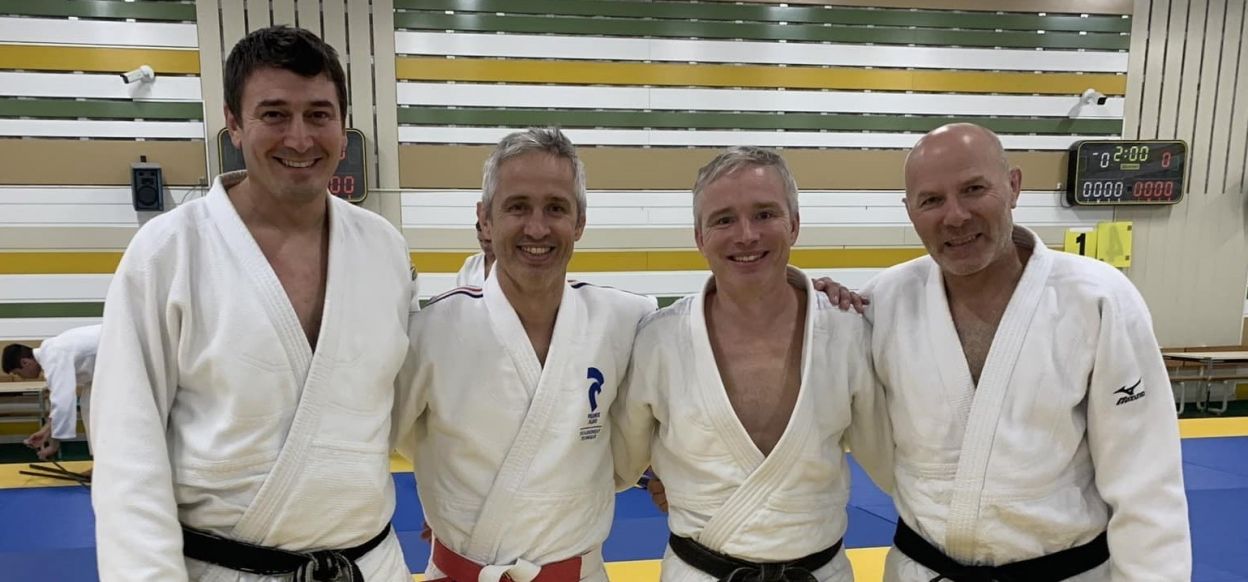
1066, 140, 1187, 206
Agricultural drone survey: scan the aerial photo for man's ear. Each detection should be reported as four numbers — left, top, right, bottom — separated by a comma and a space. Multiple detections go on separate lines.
476, 201, 490, 239
224, 105, 243, 148
1008, 167, 1023, 208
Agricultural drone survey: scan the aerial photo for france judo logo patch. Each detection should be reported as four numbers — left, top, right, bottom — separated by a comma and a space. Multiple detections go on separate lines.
581, 367, 605, 441
587, 367, 604, 411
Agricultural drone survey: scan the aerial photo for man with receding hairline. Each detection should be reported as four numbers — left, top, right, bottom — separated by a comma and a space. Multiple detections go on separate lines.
863, 123, 1190, 581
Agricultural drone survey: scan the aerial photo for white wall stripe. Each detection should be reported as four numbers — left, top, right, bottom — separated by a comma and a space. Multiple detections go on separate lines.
0, 17, 197, 49
397, 127, 1104, 150
417, 268, 886, 300
0, 318, 101, 341
2, 205, 146, 225
0, 187, 202, 206
400, 190, 1081, 209
396, 83, 1125, 119
0, 72, 202, 101
0, 119, 204, 139
402, 205, 1106, 228
0, 188, 135, 205
0, 269, 884, 311
399, 190, 1113, 232
0, 274, 112, 302
393, 31, 1130, 73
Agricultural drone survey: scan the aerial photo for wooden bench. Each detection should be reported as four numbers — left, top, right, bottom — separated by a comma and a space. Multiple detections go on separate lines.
0, 381, 48, 442
1164, 352, 1248, 414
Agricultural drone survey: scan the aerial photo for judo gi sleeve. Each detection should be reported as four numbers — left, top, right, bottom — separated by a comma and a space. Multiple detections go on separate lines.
391, 309, 431, 464
41, 348, 81, 440
609, 334, 658, 492
844, 332, 895, 495
1085, 284, 1191, 581
90, 247, 188, 581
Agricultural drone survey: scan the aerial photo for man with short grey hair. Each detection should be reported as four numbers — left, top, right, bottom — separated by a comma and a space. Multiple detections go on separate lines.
393, 127, 657, 582
612, 145, 893, 582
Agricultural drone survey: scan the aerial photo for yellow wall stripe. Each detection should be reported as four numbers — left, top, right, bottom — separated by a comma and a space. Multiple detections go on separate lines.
0, 45, 200, 75
395, 58, 1128, 95
0, 252, 123, 274
410, 248, 932, 273
0, 249, 929, 275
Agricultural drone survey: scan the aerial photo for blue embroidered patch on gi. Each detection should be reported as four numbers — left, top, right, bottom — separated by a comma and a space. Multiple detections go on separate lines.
580, 367, 605, 441
587, 367, 604, 412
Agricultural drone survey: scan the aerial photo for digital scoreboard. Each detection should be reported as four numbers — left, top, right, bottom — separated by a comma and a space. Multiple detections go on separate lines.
218, 128, 368, 203
1066, 140, 1186, 206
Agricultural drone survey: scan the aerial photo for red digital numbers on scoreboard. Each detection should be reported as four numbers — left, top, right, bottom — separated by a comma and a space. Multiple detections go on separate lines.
328, 175, 356, 197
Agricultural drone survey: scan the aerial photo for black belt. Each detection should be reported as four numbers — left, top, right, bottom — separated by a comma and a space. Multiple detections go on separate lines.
893, 520, 1109, 582
182, 523, 391, 582
669, 533, 843, 582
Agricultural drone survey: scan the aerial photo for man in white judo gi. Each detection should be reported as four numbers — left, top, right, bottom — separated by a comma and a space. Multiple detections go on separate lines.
866, 123, 1190, 581
454, 216, 494, 288
611, 147, 894, 582
90, 26, 413, 581
393, 127, 658, 582
4, 325, 100, 461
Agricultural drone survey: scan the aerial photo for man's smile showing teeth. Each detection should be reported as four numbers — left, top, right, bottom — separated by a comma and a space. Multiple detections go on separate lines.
520, 246, 552, 256
945, 234, 979, 247
278, 158, 315, 168
730, 252, 765, 263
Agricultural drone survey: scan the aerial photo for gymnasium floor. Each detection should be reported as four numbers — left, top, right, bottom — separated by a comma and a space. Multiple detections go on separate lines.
0, 417, 1244, 581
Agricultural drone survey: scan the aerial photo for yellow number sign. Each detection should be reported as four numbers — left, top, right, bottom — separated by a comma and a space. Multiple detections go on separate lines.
1064, 227, 1098, 258
1095, 221, 1132, 267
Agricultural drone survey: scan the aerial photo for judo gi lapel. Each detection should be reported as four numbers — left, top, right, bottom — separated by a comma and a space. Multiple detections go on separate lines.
694, 268, 818, 549
207, 182, 352, 543
924, 259, 977, 430
943, 227, 1054, 561
206, 174, 313, 387
467, 275, 586, 561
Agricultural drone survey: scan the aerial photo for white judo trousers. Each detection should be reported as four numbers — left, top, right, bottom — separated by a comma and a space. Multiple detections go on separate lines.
90, 171, 415, 582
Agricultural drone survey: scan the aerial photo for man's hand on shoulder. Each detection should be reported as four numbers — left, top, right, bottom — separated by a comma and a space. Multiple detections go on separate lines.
813, 278, 870, 314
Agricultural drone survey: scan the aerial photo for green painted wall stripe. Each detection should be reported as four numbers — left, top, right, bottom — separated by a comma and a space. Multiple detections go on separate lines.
0, 303, 103, 318
396, 0, 1131, 33
397, 107, 1123, 135
393, 12, 1129, 50
0, 98, 203, 120
0, 0, 197, 21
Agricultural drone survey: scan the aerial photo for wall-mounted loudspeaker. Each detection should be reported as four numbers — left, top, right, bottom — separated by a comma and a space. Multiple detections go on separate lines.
131, 162, 164, 211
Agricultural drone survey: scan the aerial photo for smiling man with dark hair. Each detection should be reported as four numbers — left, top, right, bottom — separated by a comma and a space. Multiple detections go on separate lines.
90, 26, 414, 581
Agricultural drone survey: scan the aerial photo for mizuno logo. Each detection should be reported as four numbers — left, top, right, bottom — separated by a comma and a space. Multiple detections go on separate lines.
1115, 379, 1145, 405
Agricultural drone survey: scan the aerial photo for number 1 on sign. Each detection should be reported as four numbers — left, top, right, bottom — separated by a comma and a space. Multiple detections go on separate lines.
1064, 228, 1098, 258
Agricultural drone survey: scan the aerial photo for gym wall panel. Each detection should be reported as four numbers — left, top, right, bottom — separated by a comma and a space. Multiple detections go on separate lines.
1118, 0, 1248, 347
393, 0, 1130, 162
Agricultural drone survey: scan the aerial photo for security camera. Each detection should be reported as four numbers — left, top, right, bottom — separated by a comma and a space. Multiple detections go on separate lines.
1081, 88, 1107, 106
120, 65, 156, 84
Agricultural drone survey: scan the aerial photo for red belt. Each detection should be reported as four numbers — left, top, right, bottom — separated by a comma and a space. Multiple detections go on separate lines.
428, 539, 582, 582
